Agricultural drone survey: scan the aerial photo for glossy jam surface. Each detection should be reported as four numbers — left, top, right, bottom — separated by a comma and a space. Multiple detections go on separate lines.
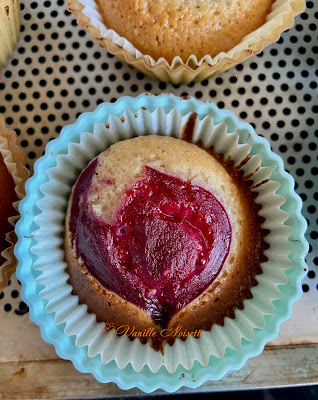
69, 161, 231, 327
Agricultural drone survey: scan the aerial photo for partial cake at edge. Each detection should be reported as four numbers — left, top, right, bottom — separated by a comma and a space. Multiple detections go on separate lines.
0, 152, 17, 265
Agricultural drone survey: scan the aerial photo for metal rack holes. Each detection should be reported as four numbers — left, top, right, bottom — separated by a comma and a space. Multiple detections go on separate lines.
0, 0, 317, 313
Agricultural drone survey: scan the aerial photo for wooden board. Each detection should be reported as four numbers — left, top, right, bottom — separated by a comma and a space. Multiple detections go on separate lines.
1, 343, 318, 398
0, 274, 318, 398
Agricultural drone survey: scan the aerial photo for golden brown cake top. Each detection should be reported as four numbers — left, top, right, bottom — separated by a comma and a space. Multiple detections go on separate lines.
96, 0, 273, 62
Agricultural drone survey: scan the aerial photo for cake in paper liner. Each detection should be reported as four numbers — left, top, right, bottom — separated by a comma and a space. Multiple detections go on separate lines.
0, 0, 20, 68
0, 115, 29, 290
30, 105, 293, 374
67, 0, 305, 83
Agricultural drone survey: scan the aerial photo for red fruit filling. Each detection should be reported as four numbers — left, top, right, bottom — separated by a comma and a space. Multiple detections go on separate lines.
69, 159, 231, 327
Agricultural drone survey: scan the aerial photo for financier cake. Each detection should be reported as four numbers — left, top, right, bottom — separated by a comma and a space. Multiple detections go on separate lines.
94, 0, 273, 63
65, 135, 267, 349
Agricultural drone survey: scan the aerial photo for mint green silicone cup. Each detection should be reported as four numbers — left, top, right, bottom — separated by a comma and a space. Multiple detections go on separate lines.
15, 94, 308, 393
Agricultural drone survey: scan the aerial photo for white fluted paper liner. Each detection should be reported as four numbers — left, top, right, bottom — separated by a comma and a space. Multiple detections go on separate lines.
67, 0, 305, 83
31, 107, 293, 374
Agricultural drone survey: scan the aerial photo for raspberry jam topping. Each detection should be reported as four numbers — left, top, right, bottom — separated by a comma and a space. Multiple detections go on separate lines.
69, 160, 231, 327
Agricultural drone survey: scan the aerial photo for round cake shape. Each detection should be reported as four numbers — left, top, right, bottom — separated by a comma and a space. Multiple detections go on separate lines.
95, 0, 273, 63
16, 95, 307, 387
65, 135, 265, 348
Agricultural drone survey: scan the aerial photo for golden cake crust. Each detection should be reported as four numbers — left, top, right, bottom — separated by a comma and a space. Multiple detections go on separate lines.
65, 136, 266, 348
95, 0, 273, 63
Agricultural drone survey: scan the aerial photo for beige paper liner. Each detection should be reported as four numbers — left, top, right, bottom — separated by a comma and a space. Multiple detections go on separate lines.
32, 107, 293, 373
67, 0, 305, 83
0, 116, 29, 290
0, 0, 20, 68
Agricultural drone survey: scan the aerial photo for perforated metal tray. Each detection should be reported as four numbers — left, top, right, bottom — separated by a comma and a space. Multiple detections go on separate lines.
0, 0, 317, 395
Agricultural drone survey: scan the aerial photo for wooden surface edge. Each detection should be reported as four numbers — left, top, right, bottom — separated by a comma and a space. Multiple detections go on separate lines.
1, 344, 318, 399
